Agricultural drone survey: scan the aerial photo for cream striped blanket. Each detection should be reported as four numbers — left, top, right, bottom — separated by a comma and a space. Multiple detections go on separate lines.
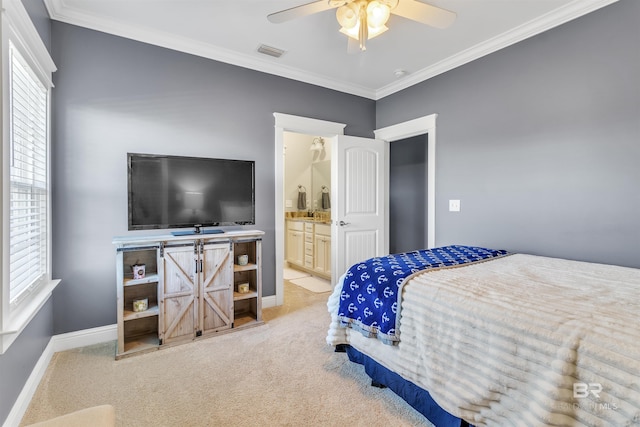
327, 254, 640, 426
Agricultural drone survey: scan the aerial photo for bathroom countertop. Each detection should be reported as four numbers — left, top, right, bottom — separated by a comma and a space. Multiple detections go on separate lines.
285, 217, 332, 225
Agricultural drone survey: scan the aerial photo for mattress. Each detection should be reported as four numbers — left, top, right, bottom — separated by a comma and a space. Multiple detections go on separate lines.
327, 253, 640, 426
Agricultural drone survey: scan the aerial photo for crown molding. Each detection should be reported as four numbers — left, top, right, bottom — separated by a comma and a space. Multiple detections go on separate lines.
44, 0, 618, 101
376, 0, 619, 99
43, 0, 378, 99
4, 0, 57, 87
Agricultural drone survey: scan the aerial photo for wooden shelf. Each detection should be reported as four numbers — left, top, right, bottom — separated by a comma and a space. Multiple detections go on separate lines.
123, 304, 159, 321
124, 274, 159, 287
234, 263, 257, 272
233, 290, 258, 301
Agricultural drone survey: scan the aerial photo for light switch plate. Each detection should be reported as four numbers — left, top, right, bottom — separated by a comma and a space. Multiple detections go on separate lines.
449, 199, 461, 212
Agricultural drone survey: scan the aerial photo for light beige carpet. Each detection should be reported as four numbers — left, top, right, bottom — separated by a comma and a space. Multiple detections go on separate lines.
20, 281, 433, 427
289, 276, 333, 293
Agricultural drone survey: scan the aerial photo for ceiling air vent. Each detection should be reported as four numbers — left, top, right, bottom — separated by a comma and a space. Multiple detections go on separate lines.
257, 44, 285, 58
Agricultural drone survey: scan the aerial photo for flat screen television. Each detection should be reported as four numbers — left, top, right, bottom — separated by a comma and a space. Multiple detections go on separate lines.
128, 153, 255, 233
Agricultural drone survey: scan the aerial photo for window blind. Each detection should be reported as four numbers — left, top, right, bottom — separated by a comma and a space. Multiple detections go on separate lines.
9, 42, 49, 305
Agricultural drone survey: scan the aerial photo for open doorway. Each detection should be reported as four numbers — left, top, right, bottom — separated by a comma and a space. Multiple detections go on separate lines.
375, 114, 437, 250
282, 131, 333, 294
389, 134, 428, 253
272, 113, 345, 307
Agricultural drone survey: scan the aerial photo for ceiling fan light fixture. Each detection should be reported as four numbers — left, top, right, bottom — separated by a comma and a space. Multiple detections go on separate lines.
340, 24, 388, 39
380, 0, 399, 8
336, 3, 359, 29
366, 1, 390, 28
268, 0, 456, 53
336, 0, 393, 51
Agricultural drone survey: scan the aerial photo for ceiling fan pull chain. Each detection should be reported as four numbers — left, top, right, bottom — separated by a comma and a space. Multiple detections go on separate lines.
359, 3, 368, 51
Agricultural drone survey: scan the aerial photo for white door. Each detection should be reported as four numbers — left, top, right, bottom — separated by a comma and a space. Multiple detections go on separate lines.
332, 135, 388, 278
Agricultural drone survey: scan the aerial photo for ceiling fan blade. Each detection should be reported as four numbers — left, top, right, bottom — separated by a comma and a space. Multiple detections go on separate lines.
392, 0, 457, 29
268, 1, 339, 24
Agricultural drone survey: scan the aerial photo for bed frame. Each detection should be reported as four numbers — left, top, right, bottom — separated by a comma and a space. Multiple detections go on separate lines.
337, 345, 471, 427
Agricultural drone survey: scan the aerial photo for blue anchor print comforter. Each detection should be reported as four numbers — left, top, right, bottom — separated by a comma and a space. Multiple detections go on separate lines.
336, 245, 509, 344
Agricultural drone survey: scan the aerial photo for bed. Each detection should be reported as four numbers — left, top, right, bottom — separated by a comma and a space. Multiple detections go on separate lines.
326, 245, 640, 427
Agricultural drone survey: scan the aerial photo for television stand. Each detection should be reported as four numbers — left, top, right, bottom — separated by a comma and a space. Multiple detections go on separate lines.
113, 230, 264, 359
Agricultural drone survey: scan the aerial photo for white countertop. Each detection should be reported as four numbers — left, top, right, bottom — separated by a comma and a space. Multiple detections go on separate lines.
113, 229, 264, 245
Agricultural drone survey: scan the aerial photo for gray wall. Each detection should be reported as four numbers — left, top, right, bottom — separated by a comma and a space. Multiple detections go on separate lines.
0, 1, 54, 424
378, 0, 640, 268
21, 0, 51, 51
49, 22, 375, 334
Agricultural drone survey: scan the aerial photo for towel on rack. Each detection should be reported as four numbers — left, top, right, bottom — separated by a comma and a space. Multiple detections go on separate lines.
297, 190, 307, 210
321, 192, 331, 209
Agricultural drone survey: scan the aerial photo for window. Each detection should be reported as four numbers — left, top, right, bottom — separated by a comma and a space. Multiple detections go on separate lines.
9, 42, 48, 305
1, 0, 57, 354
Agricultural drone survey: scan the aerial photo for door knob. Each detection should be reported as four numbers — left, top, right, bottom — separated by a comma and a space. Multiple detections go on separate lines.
338, 220, 350, 226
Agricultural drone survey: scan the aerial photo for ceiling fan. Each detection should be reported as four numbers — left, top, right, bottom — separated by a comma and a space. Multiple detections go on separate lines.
267, 0, 456, 51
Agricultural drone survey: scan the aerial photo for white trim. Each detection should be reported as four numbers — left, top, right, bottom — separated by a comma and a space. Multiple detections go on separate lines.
51, 324, 117, 353
374, 115, 436, 141
1, 0, 58, 355
3, 0, 57, 88
43, 0, 617, 100
274, 113, 346, 306
273, 113, 346, 136
375, 114, 437, 249
0, 280, 60, 354
261, 295, 277, 309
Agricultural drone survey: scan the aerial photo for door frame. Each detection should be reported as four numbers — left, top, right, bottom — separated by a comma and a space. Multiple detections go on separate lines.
375, 114, 437, 250
273, 112, 437, 306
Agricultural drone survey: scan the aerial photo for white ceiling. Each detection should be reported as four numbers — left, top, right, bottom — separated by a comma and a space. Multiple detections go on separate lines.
43, 0, 617, 100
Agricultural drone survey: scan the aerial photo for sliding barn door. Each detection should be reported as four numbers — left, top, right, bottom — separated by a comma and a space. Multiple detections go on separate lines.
199, 241, 233, 335
160, 244, 197, 344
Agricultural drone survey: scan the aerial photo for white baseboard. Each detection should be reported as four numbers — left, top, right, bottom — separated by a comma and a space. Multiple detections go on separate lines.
51, 324, 117, 353
261, 294, 277, 309
4, 340, 55, 427
4, 324, 117, 427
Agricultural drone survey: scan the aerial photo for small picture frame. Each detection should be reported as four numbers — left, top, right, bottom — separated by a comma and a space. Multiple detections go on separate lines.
132, 264, 146, 279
